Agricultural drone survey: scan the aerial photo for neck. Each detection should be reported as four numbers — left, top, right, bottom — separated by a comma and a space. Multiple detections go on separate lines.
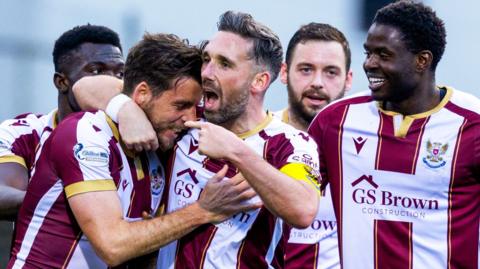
384, 78, 439, 115
57, 94, 74, 122
220, 103, 267, 135
286, 107, 309, 131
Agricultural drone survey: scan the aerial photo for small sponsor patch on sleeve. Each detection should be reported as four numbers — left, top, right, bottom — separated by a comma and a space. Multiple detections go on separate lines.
73, 143, 109, 167
280, 163, 321, 196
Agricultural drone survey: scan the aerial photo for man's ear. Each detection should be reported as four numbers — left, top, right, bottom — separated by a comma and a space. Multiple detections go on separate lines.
251, 71, 271, 94
345, 70, 353, 93
131, 81, 153, 107
416, 50, 433, 72
280, 63, 288, 85
53, 72, 70, 94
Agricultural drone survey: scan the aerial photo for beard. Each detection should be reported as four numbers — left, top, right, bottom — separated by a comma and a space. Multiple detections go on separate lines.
143, 103, 185, 152
287, 80, 346, 124
204, 85, 250, 125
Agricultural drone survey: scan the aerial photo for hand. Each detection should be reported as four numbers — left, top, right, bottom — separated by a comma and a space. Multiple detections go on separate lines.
118, 100, 158, 152
184, 121, 244, 160
141, 211, 153, 220
72, 75, 123, 110
198, 165, 261, 223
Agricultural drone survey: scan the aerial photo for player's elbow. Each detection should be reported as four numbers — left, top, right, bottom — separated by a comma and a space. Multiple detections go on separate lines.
287, 192, 319, 229
96, 244, 126, 267
91, 235, 129, 266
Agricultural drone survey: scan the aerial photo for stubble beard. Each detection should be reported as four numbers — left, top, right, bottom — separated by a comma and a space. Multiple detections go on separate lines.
204, 86, 250, 125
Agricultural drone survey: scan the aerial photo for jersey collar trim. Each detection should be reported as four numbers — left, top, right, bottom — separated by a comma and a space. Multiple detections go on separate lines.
281, 108, 289, 124
105, 115, 136, 157
377, 86, 452, 119
237, 111, 273, 139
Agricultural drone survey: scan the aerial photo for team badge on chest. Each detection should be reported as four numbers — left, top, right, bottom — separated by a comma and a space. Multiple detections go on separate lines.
422, 140, 448, 168
150, 166, 165, 195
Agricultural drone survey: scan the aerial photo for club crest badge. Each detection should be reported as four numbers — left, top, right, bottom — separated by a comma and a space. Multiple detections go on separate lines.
422, 140, 448, 168
150, 166, 165, 196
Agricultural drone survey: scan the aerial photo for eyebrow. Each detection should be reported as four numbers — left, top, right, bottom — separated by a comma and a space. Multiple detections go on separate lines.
174, 100, 195, 107
218, 54, 235, 67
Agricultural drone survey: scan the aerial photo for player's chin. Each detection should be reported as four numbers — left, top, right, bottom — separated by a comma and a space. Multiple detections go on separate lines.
157, 132, 178, 151
158, 138, 175, 152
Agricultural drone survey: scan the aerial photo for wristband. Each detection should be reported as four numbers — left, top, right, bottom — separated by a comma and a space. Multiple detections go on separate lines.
105, 94, 131, 123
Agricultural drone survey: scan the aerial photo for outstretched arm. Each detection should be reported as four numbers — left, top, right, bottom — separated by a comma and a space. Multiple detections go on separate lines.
185, 121, 319, 229
69, 165, 259, 267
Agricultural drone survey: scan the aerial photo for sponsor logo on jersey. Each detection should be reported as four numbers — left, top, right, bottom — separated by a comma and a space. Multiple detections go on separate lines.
290, 218, 337, 241
174, 168, 201, 199
151, 166, 165, 195
73, 143, 109, 166
298, 132, 310, 142
292, 153, 319, 170
351, 174, 439, 219
353, 136, 367, 154
122, 180, 129, 190
422, 140, 448, 168
188, 137, 199, 155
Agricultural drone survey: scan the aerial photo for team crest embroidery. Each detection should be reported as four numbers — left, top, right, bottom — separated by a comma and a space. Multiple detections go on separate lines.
422, 140, 448, 168
150, 166, 164, 196
304, 165, 321, 192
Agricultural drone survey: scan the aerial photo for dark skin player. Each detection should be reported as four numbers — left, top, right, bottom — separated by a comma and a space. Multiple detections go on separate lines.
0, 34, 124, 220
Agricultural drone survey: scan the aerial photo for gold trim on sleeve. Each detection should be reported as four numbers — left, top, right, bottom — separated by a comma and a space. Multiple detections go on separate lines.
65, 179, 116, 198
0, 155, 27, 169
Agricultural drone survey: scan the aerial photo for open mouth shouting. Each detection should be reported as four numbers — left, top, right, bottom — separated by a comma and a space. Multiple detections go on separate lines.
203, 87, 220, 111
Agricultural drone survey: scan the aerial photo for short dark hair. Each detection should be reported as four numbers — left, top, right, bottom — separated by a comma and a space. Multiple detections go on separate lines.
123, 33, 202, 96
286, 23, 351, 71
52, 24, 122, 72
373, 0, 446, 70
217, 11, 283, 84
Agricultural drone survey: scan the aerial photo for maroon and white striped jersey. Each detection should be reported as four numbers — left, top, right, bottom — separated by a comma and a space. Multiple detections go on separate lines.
308, 87, 480, 269
0, 110, 57, 174
158, 112, 320, 269
274, 109, 340, 269
8, 111, 164, 269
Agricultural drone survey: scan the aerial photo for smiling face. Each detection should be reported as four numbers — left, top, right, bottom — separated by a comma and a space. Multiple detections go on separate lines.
282, 40, 352, 123
363, 23, 420, 103
142, 77, 203, 151
201, 31, 256, 125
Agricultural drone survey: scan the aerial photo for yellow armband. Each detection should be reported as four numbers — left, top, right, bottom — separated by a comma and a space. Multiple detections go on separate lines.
280, 163, 321, 196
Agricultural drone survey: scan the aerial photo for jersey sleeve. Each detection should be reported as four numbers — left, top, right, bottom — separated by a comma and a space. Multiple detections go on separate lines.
49, 112, 118, 198
0, 114, 44, 170
308, 111, 329, 190
264, 131, 321, 195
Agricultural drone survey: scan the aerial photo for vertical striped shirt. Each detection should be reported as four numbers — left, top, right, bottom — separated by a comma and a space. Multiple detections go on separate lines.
274, 109, 340, 269
158, 113, 320, 269
8, 111, 164, 269
308, 87, 480, 269
0, 110, 58, 175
